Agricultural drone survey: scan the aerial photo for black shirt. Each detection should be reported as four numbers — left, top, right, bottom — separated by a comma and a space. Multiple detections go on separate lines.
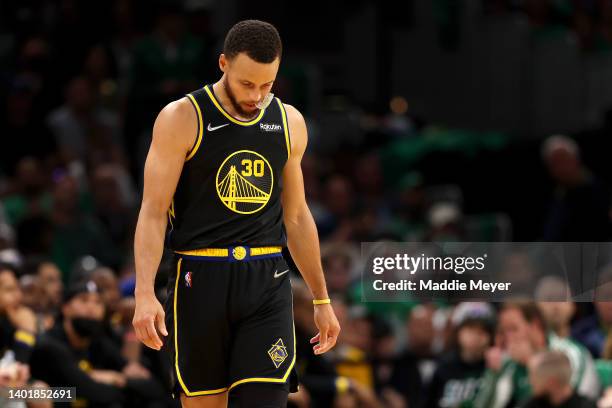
522, 393, 597, 408
425, 351, 486, 408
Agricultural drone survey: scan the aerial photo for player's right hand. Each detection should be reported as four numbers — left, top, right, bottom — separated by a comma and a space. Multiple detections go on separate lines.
133, 292, 167, 351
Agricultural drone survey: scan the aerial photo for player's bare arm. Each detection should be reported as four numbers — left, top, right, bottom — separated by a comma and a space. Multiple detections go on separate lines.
133, 98, 196, 351
281, 103, 341, 355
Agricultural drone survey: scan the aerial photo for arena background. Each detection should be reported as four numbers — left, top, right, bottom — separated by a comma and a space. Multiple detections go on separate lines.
1, 0, 612, 407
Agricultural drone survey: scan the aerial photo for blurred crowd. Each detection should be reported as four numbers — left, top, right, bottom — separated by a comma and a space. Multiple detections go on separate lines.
1, 0, 612, 408
482, 0, 612, 53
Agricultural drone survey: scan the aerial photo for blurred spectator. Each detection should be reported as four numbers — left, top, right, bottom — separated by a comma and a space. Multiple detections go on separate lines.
499, 251, 541, 298
90, 267, 123, 345
425, 202, 465, 242
0, 264, 38, 364
573, 267, 612, 358
82, 45, 120, 111
317, 175, 356, 240
406, 304, 447, 379
371, 315, 422, 408
426, 302, 495, 408
46, 77, 124, 165
90, 164, 137, 249
536, 276, 575, 339
0, 221, 15, 251
18, 275, 46, 318
127, 4, 208, 138
542, 135, 611, 241
1, 158, 52, 226
388, 172, 428, 241
34, 260, 63, 315
49, 172, 121, 277
30, 280, 164, 407
473, 302, 599, 407
524, 351, 597, 408
353, 153, 386, 210
321, 242, 359, 297
0, 82, 55, 176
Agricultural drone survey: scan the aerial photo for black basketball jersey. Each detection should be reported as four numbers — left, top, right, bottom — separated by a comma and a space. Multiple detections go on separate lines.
166, 84, 291, 250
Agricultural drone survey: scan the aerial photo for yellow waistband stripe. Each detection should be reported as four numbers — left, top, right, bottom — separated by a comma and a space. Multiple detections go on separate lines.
175, 246, 282, 257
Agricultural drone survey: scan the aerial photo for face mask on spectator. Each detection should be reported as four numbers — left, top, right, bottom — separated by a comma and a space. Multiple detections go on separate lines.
71, 317, 103, 338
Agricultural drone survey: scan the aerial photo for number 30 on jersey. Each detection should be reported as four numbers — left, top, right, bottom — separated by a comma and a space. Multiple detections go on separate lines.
241, 159, 265, 177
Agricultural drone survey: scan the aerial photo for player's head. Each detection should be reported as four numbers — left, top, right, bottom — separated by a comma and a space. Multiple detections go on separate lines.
219, 20, 282, 117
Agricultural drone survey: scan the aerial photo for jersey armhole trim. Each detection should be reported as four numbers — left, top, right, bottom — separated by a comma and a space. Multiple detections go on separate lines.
185, 94, 204, 161
276, 98, 291, 159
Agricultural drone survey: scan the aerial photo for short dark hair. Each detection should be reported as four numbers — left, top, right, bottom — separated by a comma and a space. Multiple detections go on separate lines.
223, 20, 282, 63
502, 301, 545, 332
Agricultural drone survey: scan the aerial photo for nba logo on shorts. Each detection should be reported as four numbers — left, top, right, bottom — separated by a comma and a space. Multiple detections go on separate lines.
185, 271, 192, 288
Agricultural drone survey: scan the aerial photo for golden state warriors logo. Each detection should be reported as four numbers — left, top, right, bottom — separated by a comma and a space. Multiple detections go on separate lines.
216, 150, 273, 214
268, 338, 288, 368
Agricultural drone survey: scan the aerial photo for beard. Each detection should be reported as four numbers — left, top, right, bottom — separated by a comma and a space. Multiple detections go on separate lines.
223, 77, 261, 119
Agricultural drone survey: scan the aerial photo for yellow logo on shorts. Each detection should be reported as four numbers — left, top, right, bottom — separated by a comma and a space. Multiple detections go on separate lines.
232, 246, 247, 260
216, 150, 273, 214
268, 338, 288, 368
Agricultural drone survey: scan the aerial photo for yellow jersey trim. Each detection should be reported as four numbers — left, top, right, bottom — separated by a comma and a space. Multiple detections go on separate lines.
167, 199, 175, 231
185, 94, 204, 161
204, 85, 266, 126
227, 292, 297, 391
276, 99, 291, 159
173, 258, 229, 396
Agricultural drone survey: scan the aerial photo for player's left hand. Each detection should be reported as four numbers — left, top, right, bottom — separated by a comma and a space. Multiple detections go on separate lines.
310, 303, 340, 355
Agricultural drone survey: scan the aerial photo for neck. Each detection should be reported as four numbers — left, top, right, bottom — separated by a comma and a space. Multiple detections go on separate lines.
554, 325, 570, 338
63, 319, 90, 350
460, 348, 483, 364
549, 385, 573, 406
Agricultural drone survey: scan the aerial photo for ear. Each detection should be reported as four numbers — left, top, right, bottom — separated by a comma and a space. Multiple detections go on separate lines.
219, 54, 228, 73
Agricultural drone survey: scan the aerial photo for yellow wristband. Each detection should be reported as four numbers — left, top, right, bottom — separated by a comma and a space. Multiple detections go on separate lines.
313, 298, 331, 305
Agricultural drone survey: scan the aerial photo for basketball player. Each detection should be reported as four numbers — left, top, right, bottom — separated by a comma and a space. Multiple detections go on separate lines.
132, 20, 341, 408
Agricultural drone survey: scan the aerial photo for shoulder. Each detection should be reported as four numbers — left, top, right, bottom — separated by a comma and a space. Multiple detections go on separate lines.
550, 334, 589, 356
158, 97, 196, 124
153, 97, 197, 152
282, 103, 305, 129
32, 333, 71, 356
281, 103, 307, 156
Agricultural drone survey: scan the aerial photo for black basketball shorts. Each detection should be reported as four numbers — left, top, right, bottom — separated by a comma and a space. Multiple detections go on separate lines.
164, 252, 298, 397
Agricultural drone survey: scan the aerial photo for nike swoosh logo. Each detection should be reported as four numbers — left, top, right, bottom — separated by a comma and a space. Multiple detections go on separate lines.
274, 269, 289, 278
207, 123, 230, 131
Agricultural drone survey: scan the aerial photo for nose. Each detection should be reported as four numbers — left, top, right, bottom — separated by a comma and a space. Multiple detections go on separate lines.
249, 91, 261, 103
